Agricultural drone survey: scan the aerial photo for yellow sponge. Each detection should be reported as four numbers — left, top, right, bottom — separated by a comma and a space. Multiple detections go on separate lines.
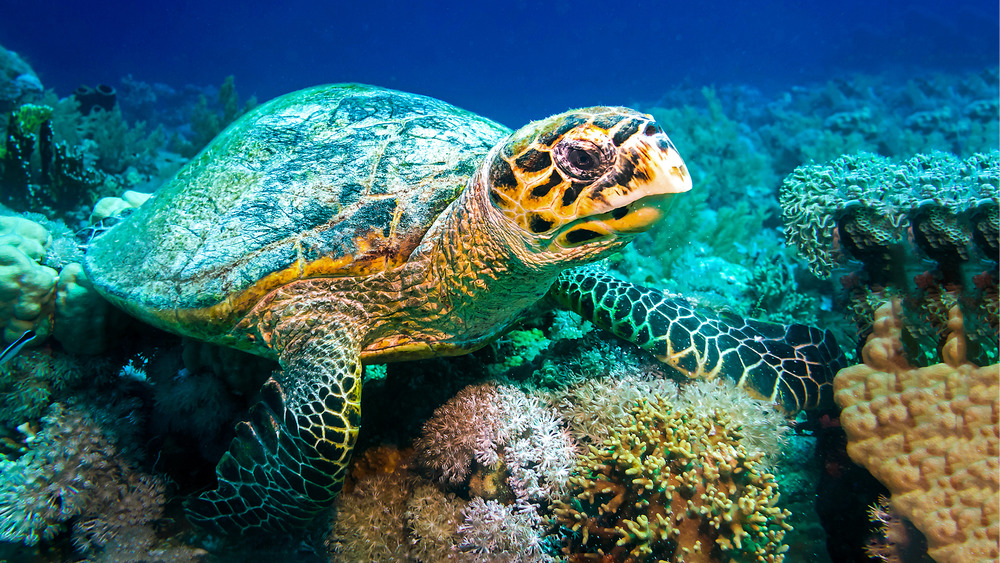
834, 299, 999, 562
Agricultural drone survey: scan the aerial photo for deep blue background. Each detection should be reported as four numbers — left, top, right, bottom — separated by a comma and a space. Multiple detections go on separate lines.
1, 1, 997, 126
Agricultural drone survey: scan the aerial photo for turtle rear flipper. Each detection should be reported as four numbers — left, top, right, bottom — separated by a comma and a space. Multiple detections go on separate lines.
186, 328, 362, 534
550, 267, 846, 413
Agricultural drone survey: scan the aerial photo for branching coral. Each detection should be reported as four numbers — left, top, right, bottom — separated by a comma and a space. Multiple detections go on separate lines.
833, 299, 999, 563
548, 374, 679, 448
552, 396, 792, 562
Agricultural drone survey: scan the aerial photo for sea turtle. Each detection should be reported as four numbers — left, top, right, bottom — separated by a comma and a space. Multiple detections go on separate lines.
83, 84, 844, 535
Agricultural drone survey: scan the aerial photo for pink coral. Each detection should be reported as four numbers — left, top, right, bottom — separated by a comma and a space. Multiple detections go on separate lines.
413, 383, 576, 501
413, 383, 505, 485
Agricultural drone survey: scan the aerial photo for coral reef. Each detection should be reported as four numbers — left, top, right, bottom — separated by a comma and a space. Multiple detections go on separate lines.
647, 87, 776, 210
328, 452, 415, 561
0, 348, 98, 429
552, 396, 792, 562
414, 383, 576, 502
833, 299, 999, 563
780, 150, 999, 365
0, 49, 994, 560
549, 377, 791, 467
0, 214, 120, 354
329, 444, 555, 562
0, 102, 105, 216
456, 497, 551, 562
0, 45, 42, 113
173, 75, 257, 157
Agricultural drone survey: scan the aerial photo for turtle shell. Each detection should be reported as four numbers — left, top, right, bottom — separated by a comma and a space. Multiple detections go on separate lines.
85, 84, 510, 337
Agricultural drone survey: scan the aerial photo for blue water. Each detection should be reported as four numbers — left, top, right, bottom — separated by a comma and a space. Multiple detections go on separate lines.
2, 0, 997, 126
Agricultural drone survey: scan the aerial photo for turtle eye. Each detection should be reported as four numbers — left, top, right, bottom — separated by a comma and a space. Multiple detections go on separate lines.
554, 140, 607, 180
568, 147, 597, 170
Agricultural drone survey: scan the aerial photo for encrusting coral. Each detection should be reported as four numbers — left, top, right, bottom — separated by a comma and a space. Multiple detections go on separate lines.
834, 299, 999, 563
552, 396, 792, 562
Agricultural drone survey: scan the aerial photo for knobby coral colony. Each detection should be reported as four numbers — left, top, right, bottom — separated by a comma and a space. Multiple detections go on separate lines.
835, 300, 999, 562
553, 398, 790, 562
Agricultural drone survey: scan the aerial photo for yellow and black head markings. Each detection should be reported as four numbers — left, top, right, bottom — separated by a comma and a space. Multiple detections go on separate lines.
487, 107, 691, 251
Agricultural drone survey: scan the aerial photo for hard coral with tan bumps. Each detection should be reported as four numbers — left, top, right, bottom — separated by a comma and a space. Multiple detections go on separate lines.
834, 299, 999, 562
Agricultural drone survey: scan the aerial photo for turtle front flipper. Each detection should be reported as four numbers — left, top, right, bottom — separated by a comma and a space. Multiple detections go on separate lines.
549, 266, 846, 413
185, 326, 362, 534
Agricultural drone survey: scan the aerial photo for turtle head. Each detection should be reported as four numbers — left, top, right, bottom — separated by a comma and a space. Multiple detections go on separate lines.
483, 107, 691, 261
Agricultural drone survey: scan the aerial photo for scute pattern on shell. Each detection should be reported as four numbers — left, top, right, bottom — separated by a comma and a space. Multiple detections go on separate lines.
85, 84, 510, 321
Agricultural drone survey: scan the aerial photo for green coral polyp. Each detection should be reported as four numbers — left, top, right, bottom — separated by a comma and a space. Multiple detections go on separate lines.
11, 104, 53, 133
554, 397, 791, 562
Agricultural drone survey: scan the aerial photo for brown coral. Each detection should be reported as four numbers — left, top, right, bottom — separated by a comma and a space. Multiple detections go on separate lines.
834, 299, 1000, 563
553, 398, 791, 562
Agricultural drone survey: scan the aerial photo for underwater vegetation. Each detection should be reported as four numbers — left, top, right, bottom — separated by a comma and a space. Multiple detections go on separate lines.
0, 40, 997, 562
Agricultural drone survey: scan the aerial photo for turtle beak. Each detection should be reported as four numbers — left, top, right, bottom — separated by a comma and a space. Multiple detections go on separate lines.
551, 124, 691, 248
601, 131, 691, 233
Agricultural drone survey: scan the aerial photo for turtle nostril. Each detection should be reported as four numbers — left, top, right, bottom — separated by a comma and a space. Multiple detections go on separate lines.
643, 124, 659, 136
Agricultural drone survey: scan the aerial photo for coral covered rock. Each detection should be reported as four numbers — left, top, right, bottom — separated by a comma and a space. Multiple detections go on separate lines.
834, 299, 1000, 563
553, 397, 791, 562
0, 45, 42, 113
